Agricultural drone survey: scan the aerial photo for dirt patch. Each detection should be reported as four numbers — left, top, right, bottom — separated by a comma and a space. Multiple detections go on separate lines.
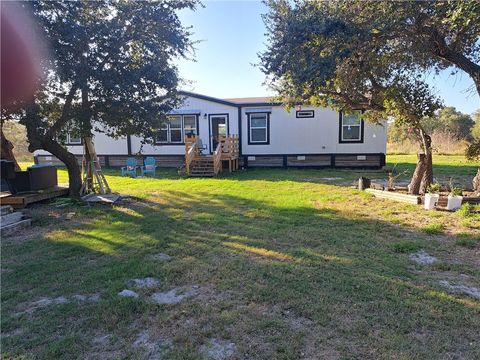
132, 329, 173, 359
409, 250, 437, 265
201, 338, 235, 360
15, 294, 100, 315
130, 277, 161, 289
118, 289, 139, 298
439, 280, 480, 300
150, 285, 199, 305
151, 253, 172, 262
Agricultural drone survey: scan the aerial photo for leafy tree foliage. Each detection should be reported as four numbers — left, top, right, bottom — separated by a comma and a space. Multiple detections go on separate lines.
260, 0, 449, 193
471, 110, 480, 140
19, 0, 198, 195
392, 107, 475, 141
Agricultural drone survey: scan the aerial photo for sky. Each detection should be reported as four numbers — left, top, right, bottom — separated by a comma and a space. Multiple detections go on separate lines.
177, 1, 479, 115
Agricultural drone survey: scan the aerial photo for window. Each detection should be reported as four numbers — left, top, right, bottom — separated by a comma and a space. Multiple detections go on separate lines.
339, 111, 363, 143
66, 133, 82, 145
65, 122, 82, 145
296, 110, 314, 118
169, 116, 182, 143
248, 112, 269, 144
183, 115, 197, 137
156, 114, 198, 144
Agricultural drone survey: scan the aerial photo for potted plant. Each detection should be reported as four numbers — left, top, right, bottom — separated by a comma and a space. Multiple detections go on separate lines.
424, 183, 440, 210
447, 187, 463, 211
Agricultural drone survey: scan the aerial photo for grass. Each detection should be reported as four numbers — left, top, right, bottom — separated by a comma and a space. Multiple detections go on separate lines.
2, 155, 479, 359
422, 222, 445, 235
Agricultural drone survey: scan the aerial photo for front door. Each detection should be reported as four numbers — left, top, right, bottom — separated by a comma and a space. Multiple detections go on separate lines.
209, 115, 228, 153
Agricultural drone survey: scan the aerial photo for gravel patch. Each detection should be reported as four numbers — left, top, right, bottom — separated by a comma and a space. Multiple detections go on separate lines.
130, 277, 161, 289
201, 338, 235, 360
439, 280, 480, 300
151, 286, 199, 305
118, 289, 139, 298
409, 250, 437, 265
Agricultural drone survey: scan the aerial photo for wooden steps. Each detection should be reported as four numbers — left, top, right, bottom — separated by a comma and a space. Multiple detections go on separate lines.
189, 157, 215, 177
1, 205, 32, 236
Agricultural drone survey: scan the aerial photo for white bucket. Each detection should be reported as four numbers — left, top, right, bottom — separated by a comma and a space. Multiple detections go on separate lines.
424, 194, 439, 210
446, 195, 463, 211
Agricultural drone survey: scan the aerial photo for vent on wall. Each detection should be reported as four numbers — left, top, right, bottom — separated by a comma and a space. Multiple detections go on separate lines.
357, 155, 367, 160
296, 110, 314, 118
297, 156, 306, 160
248, 156, 256, 161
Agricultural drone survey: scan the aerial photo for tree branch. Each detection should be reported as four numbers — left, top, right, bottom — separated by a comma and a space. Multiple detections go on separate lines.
45, 83, 78, 139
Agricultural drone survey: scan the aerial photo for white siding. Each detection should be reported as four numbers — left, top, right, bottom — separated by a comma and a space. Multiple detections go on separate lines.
130, 95, 239, 155
241, 106, 387, 155
34, 129, 127, 156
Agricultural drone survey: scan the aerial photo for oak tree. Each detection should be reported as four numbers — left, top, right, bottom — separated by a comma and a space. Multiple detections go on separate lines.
20, 0, 198, 195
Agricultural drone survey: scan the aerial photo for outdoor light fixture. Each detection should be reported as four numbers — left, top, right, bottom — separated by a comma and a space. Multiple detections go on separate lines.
203, 113, 207, 119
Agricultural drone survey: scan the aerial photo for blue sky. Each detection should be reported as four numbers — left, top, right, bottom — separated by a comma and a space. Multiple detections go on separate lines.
177, 0, 479, 115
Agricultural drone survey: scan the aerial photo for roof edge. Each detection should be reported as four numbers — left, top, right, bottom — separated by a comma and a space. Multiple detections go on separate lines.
178, 91, 238, 107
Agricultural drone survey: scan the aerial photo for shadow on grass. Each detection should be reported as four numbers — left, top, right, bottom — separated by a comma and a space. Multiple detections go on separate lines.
2, 189, 479, 358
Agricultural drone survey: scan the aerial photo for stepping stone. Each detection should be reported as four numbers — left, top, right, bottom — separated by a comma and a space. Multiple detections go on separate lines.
409, 250, 437, 265
118, 289, 139, 298
130, 277, 160, 289
151, 253, 172, 262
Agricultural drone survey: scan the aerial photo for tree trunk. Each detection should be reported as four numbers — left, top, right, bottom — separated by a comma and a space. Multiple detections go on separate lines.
0, 127, 21, 171
408, 153, 427, 195
473, 168, 480, 196
408, 131, 433, 195
419, 149, 433, 194
43, 139, 82, 197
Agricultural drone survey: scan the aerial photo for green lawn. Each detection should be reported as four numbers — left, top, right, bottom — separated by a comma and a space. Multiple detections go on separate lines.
2, 155, 479, 359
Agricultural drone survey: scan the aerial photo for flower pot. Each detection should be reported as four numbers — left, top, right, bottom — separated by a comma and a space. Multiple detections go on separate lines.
446, 195, 463, 211
424, 193, 439, 210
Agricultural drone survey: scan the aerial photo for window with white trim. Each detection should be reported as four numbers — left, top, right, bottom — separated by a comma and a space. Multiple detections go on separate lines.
248, 113, 269, 144
156, 115, 197, 144
340, 111, 363, 142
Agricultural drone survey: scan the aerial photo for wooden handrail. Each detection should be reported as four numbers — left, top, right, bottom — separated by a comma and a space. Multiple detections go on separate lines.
213, 142, 222, 175
185, 141, 198, 175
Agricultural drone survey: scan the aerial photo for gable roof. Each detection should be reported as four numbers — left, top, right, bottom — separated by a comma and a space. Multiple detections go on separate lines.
223, 96, 280, 106
179, 90, 282, 107
178, 91, 238, 107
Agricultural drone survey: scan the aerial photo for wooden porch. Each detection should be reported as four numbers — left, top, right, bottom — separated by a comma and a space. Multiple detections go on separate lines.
185, 135, 239, 177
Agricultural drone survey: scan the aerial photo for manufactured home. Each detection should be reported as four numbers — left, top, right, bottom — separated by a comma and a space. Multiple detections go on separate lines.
34, 91, 387, 170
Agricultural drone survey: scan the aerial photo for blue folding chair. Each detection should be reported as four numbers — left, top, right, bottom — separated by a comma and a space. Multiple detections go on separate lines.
141, 157, 157, 177
121, 157, 138, 177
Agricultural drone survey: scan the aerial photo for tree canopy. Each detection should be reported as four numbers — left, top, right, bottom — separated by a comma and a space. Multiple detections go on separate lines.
18, 0, 199, 195
260, 0, 479, 193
